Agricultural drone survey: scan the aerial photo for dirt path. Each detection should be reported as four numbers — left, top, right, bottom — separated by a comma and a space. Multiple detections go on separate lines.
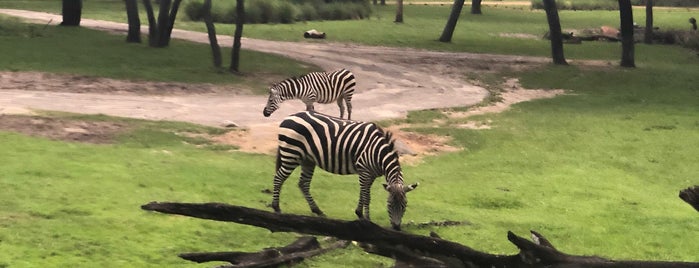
0, 9, 554, 155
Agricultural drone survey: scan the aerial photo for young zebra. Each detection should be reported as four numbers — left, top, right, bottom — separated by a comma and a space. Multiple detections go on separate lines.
262, 69, 356, 119
271, 111, 418, 231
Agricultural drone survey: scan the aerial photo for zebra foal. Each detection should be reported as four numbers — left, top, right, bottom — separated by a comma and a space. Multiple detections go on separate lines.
263, 69, 356, 119
271, 111, 418, 231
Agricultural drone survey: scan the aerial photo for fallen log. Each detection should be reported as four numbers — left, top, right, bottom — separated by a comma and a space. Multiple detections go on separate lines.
679, 185, 699, 212
141, 202, 699, 268
178, 236, 349, 268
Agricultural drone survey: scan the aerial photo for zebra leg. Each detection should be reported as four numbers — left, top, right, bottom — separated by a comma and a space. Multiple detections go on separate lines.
355, 174, 375, 221
305, 102, 315, 111
336, 98, 345, 119
345, 96, 353, 120
271, 164, 297, 214
299, 162, 325, 217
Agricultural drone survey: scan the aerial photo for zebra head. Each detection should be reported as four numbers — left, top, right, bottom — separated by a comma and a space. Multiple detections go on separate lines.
384, 182, 419, 231
263, 86, 282, 117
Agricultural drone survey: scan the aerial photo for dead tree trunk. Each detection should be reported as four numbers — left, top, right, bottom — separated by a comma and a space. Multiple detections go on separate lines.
141, 202, 699, 268
179, 236, 349, 267
680, 185, 699, 212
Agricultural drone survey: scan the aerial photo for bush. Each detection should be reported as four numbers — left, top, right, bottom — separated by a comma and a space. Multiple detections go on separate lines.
277, 1, 301, 23
183, 0, 371, 24
297, 3, 320, 21
184, 1, 205, 21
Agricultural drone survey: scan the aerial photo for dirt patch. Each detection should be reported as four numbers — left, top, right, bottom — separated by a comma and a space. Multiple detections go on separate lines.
446, 78, 566, 129
0, 77, 563, 159
0, 114, 129, 144
0, 71, 247, 95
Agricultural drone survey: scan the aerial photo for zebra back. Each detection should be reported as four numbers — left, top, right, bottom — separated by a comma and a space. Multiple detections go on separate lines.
278, 69, 355, 103
264, 69, 356, 118
277, 111, 401, 180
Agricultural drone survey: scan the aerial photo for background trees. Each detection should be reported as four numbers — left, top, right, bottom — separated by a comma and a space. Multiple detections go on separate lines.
618, 0, 636, 67
59, 0, 81, 26
543, 0, 567, 65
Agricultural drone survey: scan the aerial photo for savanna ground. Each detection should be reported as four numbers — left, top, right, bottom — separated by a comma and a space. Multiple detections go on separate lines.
1, 2, 698, 268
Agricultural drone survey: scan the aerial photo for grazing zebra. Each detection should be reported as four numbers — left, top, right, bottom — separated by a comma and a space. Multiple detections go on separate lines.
271, 111, 418, 231
263, 69, 356, 119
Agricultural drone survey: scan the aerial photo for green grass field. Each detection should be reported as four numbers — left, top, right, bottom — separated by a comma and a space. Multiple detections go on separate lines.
0, 1, 698, 267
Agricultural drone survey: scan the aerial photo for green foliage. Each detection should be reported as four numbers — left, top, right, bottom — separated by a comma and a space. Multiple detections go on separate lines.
0, 2, 698, 267
531, 0, 699, 10
0, 18, 319, 91
183, 0, 371, 24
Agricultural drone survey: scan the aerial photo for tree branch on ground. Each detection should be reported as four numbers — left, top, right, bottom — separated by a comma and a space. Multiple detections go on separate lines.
178, 236, 349, 267
141, 201, 699, 268
680, 185, 699, 212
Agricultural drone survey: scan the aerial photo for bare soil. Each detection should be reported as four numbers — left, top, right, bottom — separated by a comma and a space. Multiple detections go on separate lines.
0, 9, 565, 160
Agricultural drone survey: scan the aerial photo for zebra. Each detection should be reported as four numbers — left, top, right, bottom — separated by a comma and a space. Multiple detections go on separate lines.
271, 111, 418, 231
263, 69, 356, 120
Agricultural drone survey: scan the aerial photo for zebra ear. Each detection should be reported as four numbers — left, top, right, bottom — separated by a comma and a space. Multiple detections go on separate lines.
393, 139, 417, 156
404, 182, 419, 192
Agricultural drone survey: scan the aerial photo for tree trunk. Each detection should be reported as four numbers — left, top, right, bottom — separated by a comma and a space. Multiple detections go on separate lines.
644, 0, 653, 44
439, 0, 465, 43
543, 0, 568, 65
230, 0, 245, 73
125, 0, 141, 43
142, 201, 699, 268
155, 0, 172, 47
202, 0, 221, 68
162, 0, 182, 47
142, 0, 158, 47
372, 0, 377, 5
471, 0, 482, 15
381, 0, 386, 6
60, 0, 82, 26
395, 0, 404, 23
618, 0, 635, 68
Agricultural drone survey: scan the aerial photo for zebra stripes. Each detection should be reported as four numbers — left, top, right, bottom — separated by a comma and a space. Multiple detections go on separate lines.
263, 69, 356, 119
271, 111, 417, 230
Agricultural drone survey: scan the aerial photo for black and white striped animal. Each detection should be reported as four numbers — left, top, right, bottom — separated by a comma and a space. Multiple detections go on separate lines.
271, 111, 418, 230
263, 69, 356, 119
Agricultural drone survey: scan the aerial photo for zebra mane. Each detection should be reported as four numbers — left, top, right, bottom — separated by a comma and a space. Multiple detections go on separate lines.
375, 125, 397, 152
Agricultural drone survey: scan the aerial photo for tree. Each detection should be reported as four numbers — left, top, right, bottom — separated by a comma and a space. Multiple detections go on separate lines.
142, 0, 182, 48
125, 0, 141, 43
60, 0, 82, 26
439, 0, 465, 43
543, 0, 567, 65
395, 0, 404, 23
230, 0, 245, 73
471, 0, 482, 15
202, 0, 221, 68
644, 0, 653, 44
618, 0, 635, 67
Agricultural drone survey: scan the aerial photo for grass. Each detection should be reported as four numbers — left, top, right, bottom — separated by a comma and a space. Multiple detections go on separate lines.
0, 14, 319, 93
3, 1, 698, 59
0, 1, 698, 267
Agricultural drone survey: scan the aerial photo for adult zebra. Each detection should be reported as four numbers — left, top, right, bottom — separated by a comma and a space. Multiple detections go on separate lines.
272, 111, 418, 230
263, 69, 356, 119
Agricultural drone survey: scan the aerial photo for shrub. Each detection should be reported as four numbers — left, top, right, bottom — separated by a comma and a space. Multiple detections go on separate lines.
277, 1, 300, 23
183, 0, 372, 24
184, 0, 205, 21
297, 3, 320, 21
